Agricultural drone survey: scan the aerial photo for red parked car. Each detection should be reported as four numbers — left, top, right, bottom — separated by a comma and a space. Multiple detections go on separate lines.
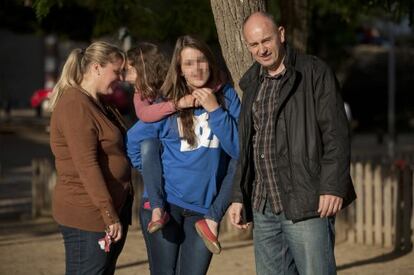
30, 88, 52, 117
30, 82, 133, 117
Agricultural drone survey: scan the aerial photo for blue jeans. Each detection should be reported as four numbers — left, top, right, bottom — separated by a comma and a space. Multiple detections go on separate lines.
59, 224, 128, 275
253, 205, 336, 275
141, 138, 165, 209
139, 201, 212, 275
59, 196, 132, 275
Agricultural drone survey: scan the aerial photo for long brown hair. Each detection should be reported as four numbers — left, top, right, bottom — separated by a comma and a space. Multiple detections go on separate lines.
161, 35, 223, 147
127, 43, 169, 101
50, 41, 124, 111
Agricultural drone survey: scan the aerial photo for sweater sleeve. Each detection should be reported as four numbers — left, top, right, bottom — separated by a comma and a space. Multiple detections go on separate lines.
207, 84, 241, 159
59, 99, 119, 227
133, 92, 176, 122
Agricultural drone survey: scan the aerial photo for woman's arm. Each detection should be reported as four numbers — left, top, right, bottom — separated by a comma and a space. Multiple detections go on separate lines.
134, 92, 198, 122
206, 85, 241, 159
133, 92, 176, 122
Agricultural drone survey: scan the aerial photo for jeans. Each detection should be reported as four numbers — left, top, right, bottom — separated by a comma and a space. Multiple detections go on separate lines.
141, 138, 165, 209
59, 225, 128, 275
139, 201, 212, 275
253, 204, 336, 275
59, 196, 132, 275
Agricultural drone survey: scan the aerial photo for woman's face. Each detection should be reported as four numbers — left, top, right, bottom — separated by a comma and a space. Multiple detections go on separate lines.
180, 47, 210, 89
97, 58, 124, 94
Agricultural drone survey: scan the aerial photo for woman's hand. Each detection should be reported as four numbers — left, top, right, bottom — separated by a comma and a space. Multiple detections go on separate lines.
192, 88, 219, 112
176, 94, 200, 109
107, 222, 122, 242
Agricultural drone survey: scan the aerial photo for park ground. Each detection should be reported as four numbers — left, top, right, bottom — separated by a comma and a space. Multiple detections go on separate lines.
0, 216, 413, 275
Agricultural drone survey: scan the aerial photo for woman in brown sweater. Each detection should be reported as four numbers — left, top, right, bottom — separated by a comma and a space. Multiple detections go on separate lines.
49, 41, 133, 275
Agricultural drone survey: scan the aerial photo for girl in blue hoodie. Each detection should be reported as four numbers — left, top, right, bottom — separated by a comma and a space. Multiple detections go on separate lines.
127, 35, 240, 275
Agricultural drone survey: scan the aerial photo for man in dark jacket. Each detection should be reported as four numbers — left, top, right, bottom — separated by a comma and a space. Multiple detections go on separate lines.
228, 11, 356, 275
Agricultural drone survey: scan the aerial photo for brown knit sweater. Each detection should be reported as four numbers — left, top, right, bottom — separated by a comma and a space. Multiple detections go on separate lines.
50, 88, 132, 232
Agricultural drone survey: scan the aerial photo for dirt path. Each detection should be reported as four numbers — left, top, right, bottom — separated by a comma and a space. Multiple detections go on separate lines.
0, 217, 412, 275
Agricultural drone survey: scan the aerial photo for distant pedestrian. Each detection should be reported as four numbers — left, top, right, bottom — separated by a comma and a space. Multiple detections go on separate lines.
49, 41, 133, 275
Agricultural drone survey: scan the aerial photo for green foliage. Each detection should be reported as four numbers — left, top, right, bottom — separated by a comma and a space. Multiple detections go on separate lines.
311, 0, 412, 24
30, 0, 217, 42
308, 0, 413, 67
33, 0, 63, 20
6, 0, 412, 44
125, 0, 217, 43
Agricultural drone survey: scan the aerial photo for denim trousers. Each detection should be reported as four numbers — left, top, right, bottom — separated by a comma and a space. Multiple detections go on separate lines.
59, 196, 132, 275
59, 224, 128, 275
253, 204, 336, 275
139, 201, 213, 275
141, 138, 165, 209
141, 138, 237, 223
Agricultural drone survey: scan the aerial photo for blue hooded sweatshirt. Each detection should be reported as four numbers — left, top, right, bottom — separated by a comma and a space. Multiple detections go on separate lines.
127, 84, 240, 214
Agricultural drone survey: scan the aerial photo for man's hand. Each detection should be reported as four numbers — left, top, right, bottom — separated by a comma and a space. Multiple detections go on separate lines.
318, 195, 343, 218
228, 202, 250, 229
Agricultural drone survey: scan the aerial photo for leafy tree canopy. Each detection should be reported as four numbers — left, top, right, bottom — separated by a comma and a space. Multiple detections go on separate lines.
19, 0, 216, 43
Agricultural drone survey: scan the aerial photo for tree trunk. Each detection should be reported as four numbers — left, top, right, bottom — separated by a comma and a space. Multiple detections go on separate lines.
279, 0, 309, 53
210, 0, 266, 97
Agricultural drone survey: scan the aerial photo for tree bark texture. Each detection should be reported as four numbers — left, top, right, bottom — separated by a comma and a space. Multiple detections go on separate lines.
279, 0, 309, 53
210, 0, 266, 97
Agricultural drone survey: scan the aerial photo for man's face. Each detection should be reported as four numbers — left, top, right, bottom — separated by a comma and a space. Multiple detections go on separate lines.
243, 17, 285, 73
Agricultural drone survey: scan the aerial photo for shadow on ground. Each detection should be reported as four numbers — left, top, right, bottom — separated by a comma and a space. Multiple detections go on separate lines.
337, 247, 413, 271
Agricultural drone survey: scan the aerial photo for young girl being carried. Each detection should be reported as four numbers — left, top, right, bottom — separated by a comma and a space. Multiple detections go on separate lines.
125, 43, 197, 235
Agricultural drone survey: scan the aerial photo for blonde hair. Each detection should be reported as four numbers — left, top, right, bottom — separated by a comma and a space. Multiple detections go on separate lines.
49, 41, 125, 110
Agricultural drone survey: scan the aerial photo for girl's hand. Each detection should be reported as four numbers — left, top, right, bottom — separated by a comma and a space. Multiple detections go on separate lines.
192, 88, 219, 112
176, 94, 200, 109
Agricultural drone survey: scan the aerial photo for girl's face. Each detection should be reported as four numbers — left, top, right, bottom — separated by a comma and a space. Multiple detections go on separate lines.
124, 62, 138, 85
180, 47, 210, 89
